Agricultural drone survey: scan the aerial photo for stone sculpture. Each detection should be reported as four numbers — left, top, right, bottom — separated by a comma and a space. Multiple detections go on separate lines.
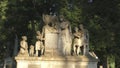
29, 45, 34, 56
51, 15, 59, 30
35, 36, 41, 56
18, 36, 29, 56
42, 14, 59, 51
15, 14, 99, 68
42, 14, 51, 33
60, 15, 72, 55
37, 31, 44, 55
73, 27, 83, 55
35, 31, 44, 56
42, 14, 58, 34
16, 16, 89, 57
79, 24, 89, 55
36, 31, 43, 40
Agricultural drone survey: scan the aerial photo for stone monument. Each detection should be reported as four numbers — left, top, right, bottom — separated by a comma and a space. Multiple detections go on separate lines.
15, 14, 99, 68
42, 14, 61, 56
73, 27, 83, 55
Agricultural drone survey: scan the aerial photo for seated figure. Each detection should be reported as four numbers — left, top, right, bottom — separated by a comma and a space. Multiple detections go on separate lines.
18, 36, 29, 56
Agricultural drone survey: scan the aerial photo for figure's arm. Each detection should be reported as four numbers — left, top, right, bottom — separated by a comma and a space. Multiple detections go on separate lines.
20, 41, 23, 47
42, 14, 45, 23
35, 42, 38, 50
20, 41, 26, 49
41, 27, 45, 40
85, 29, 89, 44
26, 42, 28, 49
86, 30, 89, 40
74, 33, 80, 38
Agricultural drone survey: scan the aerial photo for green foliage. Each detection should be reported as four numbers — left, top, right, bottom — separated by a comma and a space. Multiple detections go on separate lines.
0, 0, 9, 59
0, 0, 120, 67
108, 55, 115, 68
0, 0, 8, 20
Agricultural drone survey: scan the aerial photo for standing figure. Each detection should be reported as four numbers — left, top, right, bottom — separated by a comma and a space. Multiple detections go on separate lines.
18, 36, 29, 56
60, 15, 72, 55
73, 27, 83, 55
35, 36, 41, 56
35, 31, 44, 56
79, 24, 89, 55
29, 45, 34, 56
51, 15, 59, 30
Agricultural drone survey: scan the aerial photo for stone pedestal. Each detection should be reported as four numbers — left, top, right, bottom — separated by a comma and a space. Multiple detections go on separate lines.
15, 55, 98, 68
44, 33, 63, 55
45, 33, 60, 49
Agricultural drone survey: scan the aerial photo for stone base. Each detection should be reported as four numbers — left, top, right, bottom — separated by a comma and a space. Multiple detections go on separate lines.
44, 48, 63, 56
15, 55, 98, 68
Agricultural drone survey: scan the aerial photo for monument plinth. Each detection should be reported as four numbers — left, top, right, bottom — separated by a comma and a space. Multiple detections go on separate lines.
45, 33, 59, 49
15, 14, 99, 68
15, 54, 98, 68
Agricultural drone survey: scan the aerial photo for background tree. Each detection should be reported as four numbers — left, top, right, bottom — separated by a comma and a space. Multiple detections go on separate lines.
0, 0, 120, 68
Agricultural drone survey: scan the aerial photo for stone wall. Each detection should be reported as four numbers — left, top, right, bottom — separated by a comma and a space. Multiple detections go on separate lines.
15, 55, 98, 68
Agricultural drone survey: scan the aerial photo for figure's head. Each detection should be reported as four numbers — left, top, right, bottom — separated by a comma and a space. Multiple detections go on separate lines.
30, 45, 34, 48
79, 24, 84, 29
51, 15, 58, 22
59, 15, 64, 22
43, 14, 51, 24
36, 36, 40, 40
22, 36, 27, 40
36, 31, 41, 35
74, 27, 78, 32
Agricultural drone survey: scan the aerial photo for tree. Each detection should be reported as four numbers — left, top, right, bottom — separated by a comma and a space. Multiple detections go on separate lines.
0, 0, 9, 60
0, 0, 120, 68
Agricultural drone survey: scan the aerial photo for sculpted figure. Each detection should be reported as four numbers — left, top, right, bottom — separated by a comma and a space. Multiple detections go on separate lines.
60, 15, 72, 55
36, 31, 43, 40
42, 14, 52, 34
79, 24, 89, 55
51, 15, 59, 33
73, 27, 83, 55
42, 14, 58, 34
49, 15, 59, 33
35, 31, 44, 56
29, 45, 34, 56
18, 36, 29, 56
42, 14, 51, 26
35, 36, 40, 56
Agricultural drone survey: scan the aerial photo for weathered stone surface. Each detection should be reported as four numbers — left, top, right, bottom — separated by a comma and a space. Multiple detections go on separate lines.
15, 15, 99, 68
45, 33, 59, 49
15, 55, 98, 68
17, 36, 29, 56
28, 64, 41, 68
